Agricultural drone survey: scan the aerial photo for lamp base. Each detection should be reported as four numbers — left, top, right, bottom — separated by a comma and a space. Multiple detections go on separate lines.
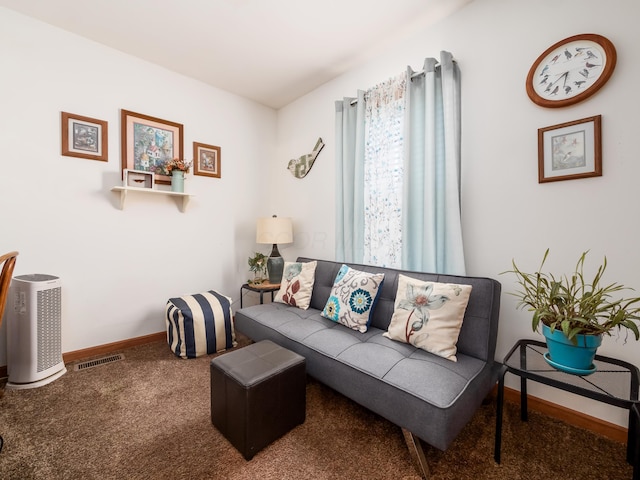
267, 244, 284, 284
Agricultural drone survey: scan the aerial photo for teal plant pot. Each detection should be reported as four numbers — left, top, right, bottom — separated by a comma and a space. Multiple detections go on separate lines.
542, 323, 601, 375
171, 170, 185, 193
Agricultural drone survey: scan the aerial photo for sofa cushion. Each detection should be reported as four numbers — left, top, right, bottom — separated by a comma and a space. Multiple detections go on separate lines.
274, 261, 317, 310
234, 303, 486, 411
383, 275, 472, 361
320, 264, 385, 333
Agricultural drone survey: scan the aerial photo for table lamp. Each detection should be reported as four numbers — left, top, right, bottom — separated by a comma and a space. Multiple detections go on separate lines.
256, 215, 293, 284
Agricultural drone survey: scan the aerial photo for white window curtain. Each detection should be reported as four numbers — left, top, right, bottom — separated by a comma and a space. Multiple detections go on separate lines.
335, 51, 465, 275
363, 73, 406, 268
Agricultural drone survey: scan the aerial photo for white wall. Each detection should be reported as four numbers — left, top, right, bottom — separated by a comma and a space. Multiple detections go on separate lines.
273, 0, 640, 427
3, 0, 639, 428
0, 8, 276, 363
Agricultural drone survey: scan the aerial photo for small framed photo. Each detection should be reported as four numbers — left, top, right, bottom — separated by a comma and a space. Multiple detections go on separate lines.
124, 169, 154, 189
121, 109, 183, 185
538, 115, 602, 183
193, 142, 221, 178
61, 112, 108, 162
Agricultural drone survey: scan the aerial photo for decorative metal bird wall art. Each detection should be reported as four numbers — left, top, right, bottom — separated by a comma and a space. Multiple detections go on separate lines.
287, 137, 324, 179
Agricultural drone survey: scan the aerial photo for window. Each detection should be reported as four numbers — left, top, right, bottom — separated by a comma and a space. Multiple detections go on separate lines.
363, 74, 406, 268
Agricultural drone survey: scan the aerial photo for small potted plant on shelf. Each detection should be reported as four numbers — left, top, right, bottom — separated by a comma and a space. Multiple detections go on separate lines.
164, 158, 192, 175
164, 158, 192, 193
504, 249, 640, 375
248, 252, 268, 285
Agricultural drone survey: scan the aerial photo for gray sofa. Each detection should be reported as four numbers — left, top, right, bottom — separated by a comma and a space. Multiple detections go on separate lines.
234, 257, 501, 472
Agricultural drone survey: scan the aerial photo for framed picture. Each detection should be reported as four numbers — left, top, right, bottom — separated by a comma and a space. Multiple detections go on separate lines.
538, 115, 602, 183
123, 169, 154, 189
61, 112, 108, 162
193, 142, 221, 178
120, 109, 183, 185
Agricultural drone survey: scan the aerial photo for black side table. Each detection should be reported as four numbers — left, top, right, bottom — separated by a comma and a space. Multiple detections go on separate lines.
495, 339, 640, 478
633, 403, 640, 480
240, 282, 280, 309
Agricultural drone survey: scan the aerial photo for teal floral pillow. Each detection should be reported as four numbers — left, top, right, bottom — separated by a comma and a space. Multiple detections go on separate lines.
321, 265, 385, 333
274, 261, 317, 310
383, 274, 472, 361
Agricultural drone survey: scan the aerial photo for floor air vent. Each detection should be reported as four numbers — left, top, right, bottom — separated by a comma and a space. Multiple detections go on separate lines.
74, 354, 125, 372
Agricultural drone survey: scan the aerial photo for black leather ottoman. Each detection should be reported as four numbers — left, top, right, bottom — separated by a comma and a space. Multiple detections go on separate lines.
210, 340, 306, 460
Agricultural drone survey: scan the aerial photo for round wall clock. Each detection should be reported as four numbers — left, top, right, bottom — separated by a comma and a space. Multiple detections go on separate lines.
526, 33, 616, 108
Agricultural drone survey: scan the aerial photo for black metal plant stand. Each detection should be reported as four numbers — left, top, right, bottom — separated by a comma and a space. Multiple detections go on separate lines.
495, 339, 640, 479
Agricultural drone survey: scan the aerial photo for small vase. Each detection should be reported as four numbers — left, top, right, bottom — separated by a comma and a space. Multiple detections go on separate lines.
171, 170, 185, 193
252, 268, 267, 285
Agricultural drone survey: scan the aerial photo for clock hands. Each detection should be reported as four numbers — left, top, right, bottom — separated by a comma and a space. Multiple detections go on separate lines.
544, 71, 570, 94
540, 50, 601, 97
559, 71, 569, 87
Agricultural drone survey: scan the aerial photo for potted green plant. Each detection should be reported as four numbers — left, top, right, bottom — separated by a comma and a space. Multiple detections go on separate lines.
248, 252, 268, 285
504, 249, 640, 375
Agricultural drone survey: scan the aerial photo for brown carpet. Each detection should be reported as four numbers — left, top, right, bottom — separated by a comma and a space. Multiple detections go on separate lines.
0, 333, 633, 480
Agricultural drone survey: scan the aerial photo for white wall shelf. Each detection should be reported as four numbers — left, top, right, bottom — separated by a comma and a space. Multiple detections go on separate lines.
111, 186, 193, 212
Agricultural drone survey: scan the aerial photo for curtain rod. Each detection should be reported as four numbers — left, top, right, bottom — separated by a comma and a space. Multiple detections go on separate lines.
411, 68, 429, 79
348, 60, 454, 105
349, 70, 424, 106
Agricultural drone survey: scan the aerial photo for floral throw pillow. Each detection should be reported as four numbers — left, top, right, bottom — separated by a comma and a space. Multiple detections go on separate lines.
274, 261, 317, 310
321, 264, 385, 333
383, 274, 472, 362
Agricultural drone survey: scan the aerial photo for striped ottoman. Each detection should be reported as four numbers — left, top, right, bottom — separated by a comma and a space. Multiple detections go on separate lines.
166, 290, 236, 359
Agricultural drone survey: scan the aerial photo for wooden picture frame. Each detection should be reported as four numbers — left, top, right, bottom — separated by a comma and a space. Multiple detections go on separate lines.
120, 109, 183, 185
123, 169, 154, 189
193, 142, 221, 178
538, 115, 602, 183
61, 112, 108, 162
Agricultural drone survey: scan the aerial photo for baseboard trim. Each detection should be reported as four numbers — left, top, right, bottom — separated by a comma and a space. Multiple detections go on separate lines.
62, 331, 167, 363
1, 336, 628, 444
501, 385, 628, 443
0, 331, 166, 379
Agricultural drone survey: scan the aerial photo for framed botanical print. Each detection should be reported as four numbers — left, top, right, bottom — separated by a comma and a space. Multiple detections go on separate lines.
120, 109, 183, 185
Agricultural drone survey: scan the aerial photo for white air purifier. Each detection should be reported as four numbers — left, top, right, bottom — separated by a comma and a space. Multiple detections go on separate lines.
6, 274, 66, 389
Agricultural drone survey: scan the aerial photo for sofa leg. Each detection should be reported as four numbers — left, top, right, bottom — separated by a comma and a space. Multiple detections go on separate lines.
402, 428, 430, 479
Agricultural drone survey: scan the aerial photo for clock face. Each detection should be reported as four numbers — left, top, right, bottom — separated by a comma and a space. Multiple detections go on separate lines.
526, 34, 616, 108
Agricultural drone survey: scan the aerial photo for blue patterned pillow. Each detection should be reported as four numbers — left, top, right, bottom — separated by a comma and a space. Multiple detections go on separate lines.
321, 264, 385, 333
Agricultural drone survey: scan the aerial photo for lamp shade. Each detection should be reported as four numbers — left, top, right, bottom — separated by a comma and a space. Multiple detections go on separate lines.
256, 216, 293, 245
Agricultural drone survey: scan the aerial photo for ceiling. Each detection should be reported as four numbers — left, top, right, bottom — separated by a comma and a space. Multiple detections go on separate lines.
0, 0, 472, 109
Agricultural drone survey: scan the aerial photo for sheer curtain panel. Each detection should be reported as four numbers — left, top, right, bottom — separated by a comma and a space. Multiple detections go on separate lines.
363, 74, 406, 268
